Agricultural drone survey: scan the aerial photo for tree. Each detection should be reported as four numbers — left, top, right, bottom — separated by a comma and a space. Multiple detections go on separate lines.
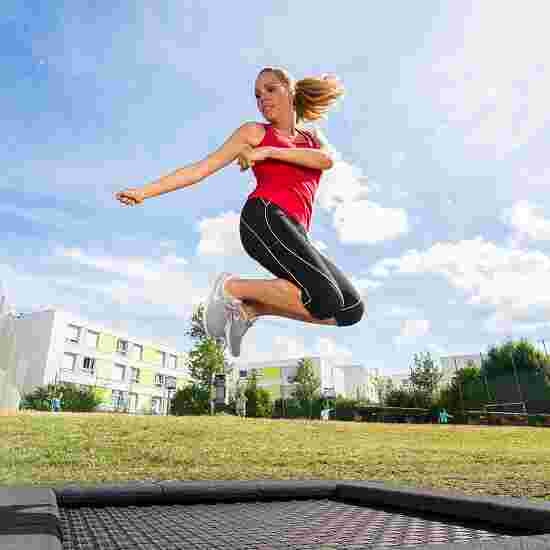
184, 303, 208, 341
437, 362, 486, 413
184, 303, 232, 411
482, 339, 550, 406
293, 357, 321, 419
171, 383, 209, 415
186, 337, 226, 390
372, 375, 394, 405
244, 370, 272, 418
409, 351, 442, 404
385, 388, 415, 408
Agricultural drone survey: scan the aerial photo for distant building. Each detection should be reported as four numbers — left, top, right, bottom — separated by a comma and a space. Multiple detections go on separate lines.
228, 357, 379, 402
439, 353, 482, 386
12, 309, 190, 415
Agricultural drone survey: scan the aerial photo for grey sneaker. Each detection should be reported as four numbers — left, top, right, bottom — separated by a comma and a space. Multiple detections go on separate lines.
203, 272, 240, 340
224, 302, 256, 357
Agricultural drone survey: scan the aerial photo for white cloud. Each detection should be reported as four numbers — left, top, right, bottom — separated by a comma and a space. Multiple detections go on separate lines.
52, 246, 199, 317
316, 154, 370, 211
313, 145, 409, 245
196, 211, 243, 256
0, 204, 89, 230
334, 200, 409, 244
371, 237, 550, 330
394, 319, 431, 347
502, 200, 550, 242
425, 2, 550, 155
315, 336, 354, 365
350, 277, 382, 291
55, 247, 189, 281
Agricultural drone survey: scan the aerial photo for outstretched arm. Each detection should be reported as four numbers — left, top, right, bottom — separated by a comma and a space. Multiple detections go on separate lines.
116, 122, 258, 205
237, 126, 334, 172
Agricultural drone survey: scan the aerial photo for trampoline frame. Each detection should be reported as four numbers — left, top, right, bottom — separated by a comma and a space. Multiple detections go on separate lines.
2, 479, 550, 550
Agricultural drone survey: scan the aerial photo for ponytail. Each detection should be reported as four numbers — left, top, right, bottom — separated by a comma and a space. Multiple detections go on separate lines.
258, 67, 345, 123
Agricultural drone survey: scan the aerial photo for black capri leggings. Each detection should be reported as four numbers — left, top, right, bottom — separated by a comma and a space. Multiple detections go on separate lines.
239, 197, 365, 327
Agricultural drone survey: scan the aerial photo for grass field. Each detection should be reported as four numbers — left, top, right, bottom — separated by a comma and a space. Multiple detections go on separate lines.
2, 412, 550, 502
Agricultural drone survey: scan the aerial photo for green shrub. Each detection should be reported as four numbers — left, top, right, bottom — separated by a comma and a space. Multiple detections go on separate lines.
22, 383, 102, 412
171, 383, 210, 415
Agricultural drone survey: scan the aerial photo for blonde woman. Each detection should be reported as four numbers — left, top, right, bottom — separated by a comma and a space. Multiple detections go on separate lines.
115, 67, 365, 357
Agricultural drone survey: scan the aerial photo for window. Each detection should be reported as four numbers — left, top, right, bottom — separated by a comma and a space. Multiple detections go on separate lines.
111, 390, 127, 410
129, 367, 140, 383
132, 344, 143, 361
165, 376, 176, 389
239, 370, 248, 378
128, 393, 138, 411
82, 357, 95, 375
168, 354, 177, 369
65, 325, 81, 344
151, 397, 162, 415
154, 374, 166, 386
117, 339, 129, 354
112, 364, 125, 382
63, 353, 76, 371
86, 330, 99, 348
160, 351, 166, 367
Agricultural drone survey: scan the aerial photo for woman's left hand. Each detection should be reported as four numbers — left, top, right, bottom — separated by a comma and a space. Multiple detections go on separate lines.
237, 146, 270, 171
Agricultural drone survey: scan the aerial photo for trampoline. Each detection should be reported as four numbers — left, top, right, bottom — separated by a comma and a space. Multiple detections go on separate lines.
2, 480, 550, 550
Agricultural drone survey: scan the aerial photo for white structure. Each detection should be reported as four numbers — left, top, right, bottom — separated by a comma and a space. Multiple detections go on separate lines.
388, 372, 412, 390
0, 289, 23, 414
229, 356, 378, 402
439, 353, 482, 386
11, 309, 190, 415
332, 364, 380, 403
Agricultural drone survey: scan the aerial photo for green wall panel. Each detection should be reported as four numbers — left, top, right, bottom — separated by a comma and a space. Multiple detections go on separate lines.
93, 387, 110, 404
263, 367, 281, 380
143, 347, 162, 365
268, 384, 281, 399
176, 377, 188, 390
98, 333, 116, 353
139, 367, 154, 386
95, 359, 112, 379
139, 396, 152, 414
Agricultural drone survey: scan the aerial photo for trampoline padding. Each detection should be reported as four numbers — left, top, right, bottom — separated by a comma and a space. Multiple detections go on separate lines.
0, 487, 61, 550
338, 481, 550, 534
56, 479, 339, 508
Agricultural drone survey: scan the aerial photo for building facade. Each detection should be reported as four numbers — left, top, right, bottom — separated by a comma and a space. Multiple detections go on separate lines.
439, 353, 482, 386
229, 357, 378, 402
13, 309, 190, 415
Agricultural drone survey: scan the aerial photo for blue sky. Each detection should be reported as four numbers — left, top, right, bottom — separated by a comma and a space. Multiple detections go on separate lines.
3, 1, 550, 374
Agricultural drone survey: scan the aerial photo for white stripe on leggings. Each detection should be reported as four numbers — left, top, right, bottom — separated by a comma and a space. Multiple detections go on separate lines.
261, 199, 346, 308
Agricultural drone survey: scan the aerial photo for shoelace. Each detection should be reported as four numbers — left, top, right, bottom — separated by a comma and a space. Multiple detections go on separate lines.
225, 301, 256, 327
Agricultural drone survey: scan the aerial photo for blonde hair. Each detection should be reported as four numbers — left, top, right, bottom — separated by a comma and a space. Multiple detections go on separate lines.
258, 66, 345, 123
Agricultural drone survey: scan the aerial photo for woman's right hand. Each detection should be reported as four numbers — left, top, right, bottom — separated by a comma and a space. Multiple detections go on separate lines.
115, 188, 146, 207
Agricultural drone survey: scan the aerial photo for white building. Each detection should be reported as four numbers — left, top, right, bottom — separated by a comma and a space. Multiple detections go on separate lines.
439, 353, 482, 386
12, 309, 191, 415
229, 357, 378, 402
332, 364, 380, 403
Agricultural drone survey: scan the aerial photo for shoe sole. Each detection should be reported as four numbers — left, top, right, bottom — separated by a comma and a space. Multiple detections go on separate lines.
203, 272, 229, 339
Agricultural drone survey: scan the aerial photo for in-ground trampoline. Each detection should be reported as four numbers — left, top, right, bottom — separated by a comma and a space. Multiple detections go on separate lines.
2, 479, 550, 549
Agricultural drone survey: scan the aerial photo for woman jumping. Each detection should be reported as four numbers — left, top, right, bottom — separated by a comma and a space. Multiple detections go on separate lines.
115, 66, 365, 357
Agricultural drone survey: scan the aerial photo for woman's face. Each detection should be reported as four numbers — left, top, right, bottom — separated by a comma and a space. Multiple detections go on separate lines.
254, 71, 292, 122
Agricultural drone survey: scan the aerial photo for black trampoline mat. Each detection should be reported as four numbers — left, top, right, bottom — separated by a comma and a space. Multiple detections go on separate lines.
59, 498, 519, 550
4, 480, 550, 550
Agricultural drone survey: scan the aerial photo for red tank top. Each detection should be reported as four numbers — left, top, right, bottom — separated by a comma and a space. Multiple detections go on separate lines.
248, 123, 322, 232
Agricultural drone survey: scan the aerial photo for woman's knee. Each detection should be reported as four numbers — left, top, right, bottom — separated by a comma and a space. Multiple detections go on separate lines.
304, 286, 345, 321
334, 299, 366, 327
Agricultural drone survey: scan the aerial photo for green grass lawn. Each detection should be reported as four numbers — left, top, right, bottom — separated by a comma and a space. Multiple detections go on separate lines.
2, 412, 550, 502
